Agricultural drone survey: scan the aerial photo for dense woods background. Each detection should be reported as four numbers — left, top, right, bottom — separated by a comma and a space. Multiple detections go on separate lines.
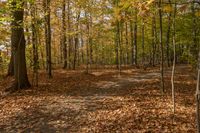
0, 0, 200, 132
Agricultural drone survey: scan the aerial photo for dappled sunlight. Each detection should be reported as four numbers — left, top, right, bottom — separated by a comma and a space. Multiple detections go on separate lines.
0, 66, 197, 132
95, 81, 120, 89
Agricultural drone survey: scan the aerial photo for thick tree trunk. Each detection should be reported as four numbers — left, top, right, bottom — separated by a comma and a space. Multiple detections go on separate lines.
8, 1, 30, 91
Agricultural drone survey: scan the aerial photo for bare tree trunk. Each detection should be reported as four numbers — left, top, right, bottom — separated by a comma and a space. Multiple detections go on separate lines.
166, 0, 172, 67
151, 15, 156, 67
171, 1, 176, 114
67, 0, 72, 69
142, 20, 145, 67
86, 12, 90, 73
196, 51, 200, 133
73, 13, 80, 70
125, 19, 129, 65
44, 0, 52, 78
159, 0, 164, 93
133, 8, 138, 65
31, 2, 39, 87
62, 0, 68, 69
89, 15, 93, 66
194, 0, 200, 132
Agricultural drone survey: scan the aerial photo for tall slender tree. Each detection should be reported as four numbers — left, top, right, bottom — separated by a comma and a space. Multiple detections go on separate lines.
171, 0, 177, 114
159, 0, 164, 93
44, 0, 52, 78
62, 0, 67, 69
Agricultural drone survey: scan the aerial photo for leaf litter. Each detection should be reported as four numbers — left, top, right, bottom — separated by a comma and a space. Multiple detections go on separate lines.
0, 65, 197, 132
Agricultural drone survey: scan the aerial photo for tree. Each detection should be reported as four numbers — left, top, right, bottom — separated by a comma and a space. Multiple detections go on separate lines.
159, 0, 164, 93
171, 0, 176, 114
166, 0, 172, 67
31, 1, 39, 87
62, 0, 67, 69
44, 0, 52, 78
8, 0, 31, 91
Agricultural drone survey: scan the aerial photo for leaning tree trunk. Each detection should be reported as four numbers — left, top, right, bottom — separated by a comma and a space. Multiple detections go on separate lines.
9, 1, 31, 90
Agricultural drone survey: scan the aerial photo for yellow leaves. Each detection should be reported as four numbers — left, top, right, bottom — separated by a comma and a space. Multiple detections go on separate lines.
195, 11, 200, 17
163, 5, 173, 13
146, 0, 155, 6
138, 2, 150, 18
113, 7, 121, 21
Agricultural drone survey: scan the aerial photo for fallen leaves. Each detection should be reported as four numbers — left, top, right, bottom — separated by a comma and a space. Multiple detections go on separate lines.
0, 65, 197, 132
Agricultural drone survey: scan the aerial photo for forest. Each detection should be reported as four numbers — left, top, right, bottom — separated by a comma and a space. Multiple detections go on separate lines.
0, 0, 200, 132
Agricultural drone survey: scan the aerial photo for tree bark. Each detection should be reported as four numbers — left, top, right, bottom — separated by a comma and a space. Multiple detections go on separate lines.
133, 8, 138, 65
8, 1, 31, 91
166, 0, 172, 67
7, 50, 14, 76
62, 0, 68, 69
171, 1, 177, 114
31, 2, 39, 87
44, 0, 52, 78
159, 0, 164, 93
73, 13, 80, 70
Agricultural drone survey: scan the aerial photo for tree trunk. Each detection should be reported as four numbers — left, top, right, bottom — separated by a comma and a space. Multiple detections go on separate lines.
166, 0, 172, 67
133, 8, 138, 65
159, 0, 164, 93
89, 15, 93, 65
62, 0, 68, 69
67, 0, 72, 69
171, 1, 177, 114
142, 20, 145, 66
31, 2, 39, 87
125, 20, 129, 65
44, 0, 52, 78
7, 50, 14, 76
73, 13, 80, 70
8, 1, 31, 91
151, 15, 156, 67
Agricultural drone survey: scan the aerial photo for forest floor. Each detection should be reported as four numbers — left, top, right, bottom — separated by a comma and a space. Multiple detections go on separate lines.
0, 65, 197, 133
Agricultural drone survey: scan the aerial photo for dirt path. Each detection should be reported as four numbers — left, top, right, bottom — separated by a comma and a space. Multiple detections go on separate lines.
0, 66, 197, 132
